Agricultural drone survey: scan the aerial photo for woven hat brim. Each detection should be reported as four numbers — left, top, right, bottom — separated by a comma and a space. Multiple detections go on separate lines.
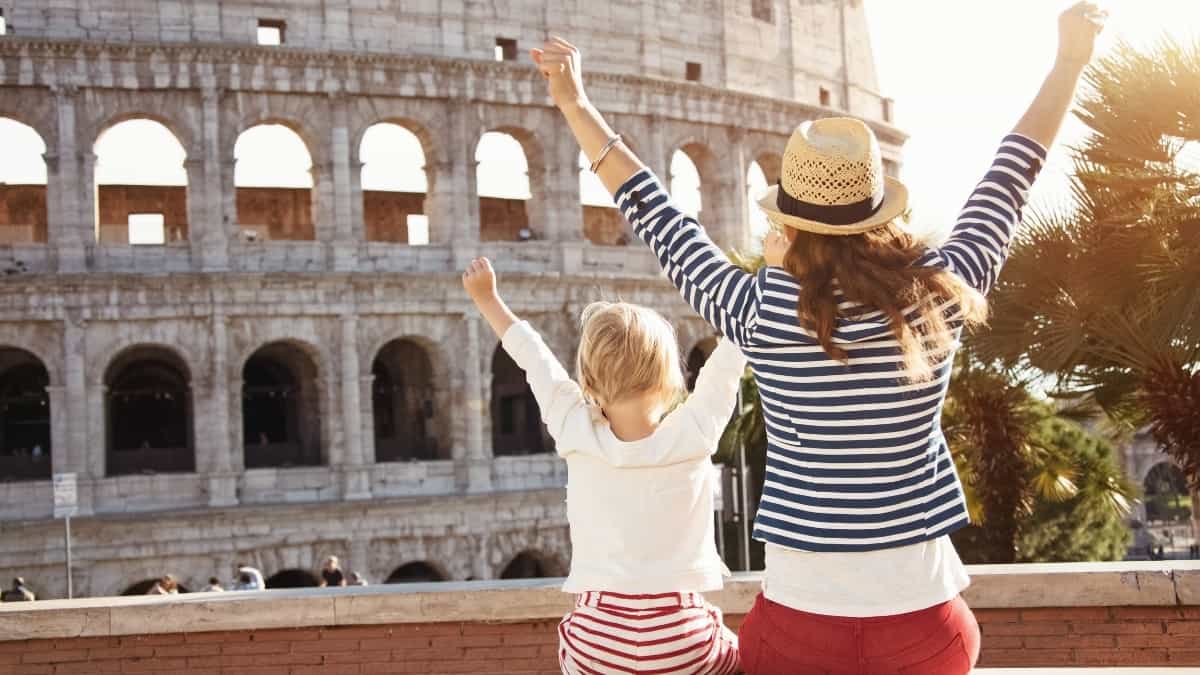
757, 176, 909, 235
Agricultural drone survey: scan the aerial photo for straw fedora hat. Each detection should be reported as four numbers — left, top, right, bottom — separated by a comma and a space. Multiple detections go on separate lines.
757, 117, 908, 235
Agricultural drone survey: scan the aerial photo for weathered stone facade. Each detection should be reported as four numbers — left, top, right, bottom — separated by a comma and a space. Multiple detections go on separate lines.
0, 0, 902, 599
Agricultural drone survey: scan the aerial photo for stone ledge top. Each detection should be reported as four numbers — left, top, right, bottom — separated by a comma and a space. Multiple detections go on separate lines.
0, 562, 1196, 642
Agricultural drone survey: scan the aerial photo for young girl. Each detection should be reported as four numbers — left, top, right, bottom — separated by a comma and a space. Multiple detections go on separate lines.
462, 256, 744, 675
531, 3, 1105, 672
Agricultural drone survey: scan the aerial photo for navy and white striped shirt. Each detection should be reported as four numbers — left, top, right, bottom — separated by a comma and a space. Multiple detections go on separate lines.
615, 134, 1047, 553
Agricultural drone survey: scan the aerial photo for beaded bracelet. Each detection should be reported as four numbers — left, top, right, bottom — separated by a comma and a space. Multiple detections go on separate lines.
589, 134, 623, 173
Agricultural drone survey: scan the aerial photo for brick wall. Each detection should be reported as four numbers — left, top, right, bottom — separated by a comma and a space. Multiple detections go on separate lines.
3, 606, 1198, 674
974, 606, 1200, 668
0, 185, 48, 243
236, 188, 315, 241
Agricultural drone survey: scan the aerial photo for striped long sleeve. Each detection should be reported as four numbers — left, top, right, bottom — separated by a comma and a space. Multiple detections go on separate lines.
615, 171, 762, 346
919, 134, 1049, 295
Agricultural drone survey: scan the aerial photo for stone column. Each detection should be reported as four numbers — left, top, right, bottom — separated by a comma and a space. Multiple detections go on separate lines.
62, 316, 94, 515
78, 151, 97, 248
359, 373, 376, 465
460, 315, 491, 493
206, 312, 238, 507
85, 380, 106, 481
329, 95, 358, 270
221, 157, 239, 244
195, 85, 229, 270
426, 98, 478, 261
724, 128, 751, 252
340, 315, 371, 499
49, 86, 87, 273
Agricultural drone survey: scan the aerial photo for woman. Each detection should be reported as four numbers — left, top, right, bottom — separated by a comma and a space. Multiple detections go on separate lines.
532, 3, 1105, 673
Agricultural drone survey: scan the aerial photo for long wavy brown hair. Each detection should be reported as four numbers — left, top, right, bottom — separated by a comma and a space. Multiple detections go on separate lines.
781, 221, 987, 382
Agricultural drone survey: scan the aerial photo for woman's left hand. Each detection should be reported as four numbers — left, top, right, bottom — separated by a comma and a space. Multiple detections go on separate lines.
531, 37, 588, 110
764, 227, 790, 267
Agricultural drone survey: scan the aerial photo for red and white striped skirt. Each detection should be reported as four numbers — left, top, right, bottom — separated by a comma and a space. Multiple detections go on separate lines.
558, 591, 740, 675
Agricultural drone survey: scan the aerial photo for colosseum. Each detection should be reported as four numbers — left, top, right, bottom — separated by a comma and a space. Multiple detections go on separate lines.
0, 0, 904, 598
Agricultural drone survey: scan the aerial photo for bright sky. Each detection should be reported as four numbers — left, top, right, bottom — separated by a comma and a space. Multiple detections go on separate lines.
862, 0, 1200, 237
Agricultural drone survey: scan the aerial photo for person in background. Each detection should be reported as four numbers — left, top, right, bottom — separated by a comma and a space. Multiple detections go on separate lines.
232, 562, 265, 591
319, 556, 346, 588
1, 577, 35, 602
348, 571, 368, 586
203, 576, 224, 592
147, 574, 179, 595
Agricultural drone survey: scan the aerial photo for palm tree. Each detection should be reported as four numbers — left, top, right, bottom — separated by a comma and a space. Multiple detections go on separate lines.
973, 39, 1200, 542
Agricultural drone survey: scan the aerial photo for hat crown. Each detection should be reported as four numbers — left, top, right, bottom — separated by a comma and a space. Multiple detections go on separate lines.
781, 118, 884, 208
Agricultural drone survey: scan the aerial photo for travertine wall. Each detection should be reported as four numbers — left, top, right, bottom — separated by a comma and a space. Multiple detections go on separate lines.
0, 0, 904, 600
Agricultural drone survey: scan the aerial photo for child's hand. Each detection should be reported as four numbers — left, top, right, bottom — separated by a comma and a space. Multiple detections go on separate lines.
462, 257, 499, 305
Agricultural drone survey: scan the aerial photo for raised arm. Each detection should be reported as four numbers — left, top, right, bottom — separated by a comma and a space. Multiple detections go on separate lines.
927, 2, 1106, 295
462, 257, 591, 456
533, 39, 761, 345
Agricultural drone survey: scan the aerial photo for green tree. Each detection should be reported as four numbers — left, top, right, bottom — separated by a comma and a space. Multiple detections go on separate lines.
973, 39, 1200, 538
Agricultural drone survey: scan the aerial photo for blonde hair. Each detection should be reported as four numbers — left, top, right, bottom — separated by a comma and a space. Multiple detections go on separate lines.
574, 301, 686, 411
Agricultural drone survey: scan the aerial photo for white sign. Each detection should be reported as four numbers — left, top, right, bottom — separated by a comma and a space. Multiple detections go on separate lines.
53, 472, 78, 518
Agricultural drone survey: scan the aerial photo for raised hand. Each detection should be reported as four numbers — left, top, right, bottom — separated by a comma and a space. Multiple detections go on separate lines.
1057, 1, 1108, 69
530, 37, 588, 110
461, 256, 499, 305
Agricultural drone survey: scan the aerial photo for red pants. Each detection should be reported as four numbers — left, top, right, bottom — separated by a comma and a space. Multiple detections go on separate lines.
738, 593, 979, 675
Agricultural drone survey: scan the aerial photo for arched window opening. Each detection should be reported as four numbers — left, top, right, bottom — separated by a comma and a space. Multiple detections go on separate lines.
385, 562, 445, 583
580, 150, 627, 245
0, 349, 51, 482
476, 131, 532, 241
265, 569, 320, 589
234, 124, 315, 241
1144, 462, 1189, 524
670, 149, 703, 218
491, 346, 552, 456
499, 551, 561, 579
361, 123, 429, 244
105, 347, 194, 476
0, 118, 48, 244
242, 342, 323, 469
94, 119, 188, 245
685, 337, 718, 393
372, 339, 441, 462
746, 160, 772, 243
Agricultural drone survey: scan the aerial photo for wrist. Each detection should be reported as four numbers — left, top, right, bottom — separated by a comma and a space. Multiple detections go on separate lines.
558, 96, 593, 117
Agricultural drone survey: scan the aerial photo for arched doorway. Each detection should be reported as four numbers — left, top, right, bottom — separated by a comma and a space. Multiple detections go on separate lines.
1144, 462, 1189, 524
105, 346, 194, 476
372, 339, 441, 461
360, 122, 429, 244
499, 551, 561, 579
94, 118, 189, 244
0, 117, 49, 244
476, 130, 534, 241
0, 348, 51, 481
265, 569, 320, 588
242, 342, 323, 469
385, 562, 445, 583
234, 123, 315, 241
491, 346, 552, 456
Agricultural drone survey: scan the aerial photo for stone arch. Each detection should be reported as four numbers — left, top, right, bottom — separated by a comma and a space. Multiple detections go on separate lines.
685, 336, 720, 392
265, 568, 320, 589
474, 124, 548, 241
0, 347, 52, 482
490, 344, 553, 456
0, 116, 49, 244
371, 337, 447, 461
498, 550, 566, 579
357, 120, 432, 244
103, 344, 195, 476
93, 116, 190, 245
233, 120, 317, 241
385, 561, 448, 583
241, 340, 325, 469
1142, 461, 1189, 524
0, 96, 57, 153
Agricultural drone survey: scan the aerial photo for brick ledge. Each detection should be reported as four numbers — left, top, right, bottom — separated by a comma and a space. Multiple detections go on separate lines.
0, 562, 1196, 642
